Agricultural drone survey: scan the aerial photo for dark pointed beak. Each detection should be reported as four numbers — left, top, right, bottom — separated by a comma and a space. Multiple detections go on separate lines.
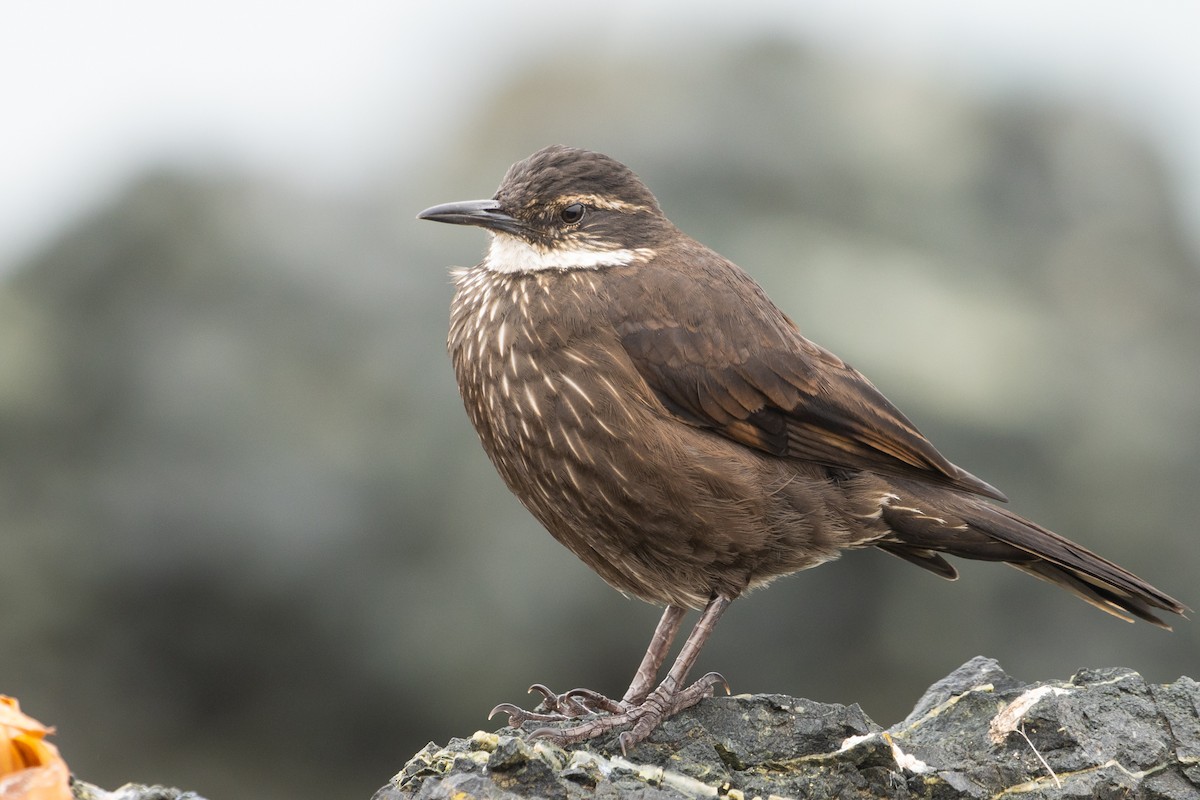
417, 199, 526, 236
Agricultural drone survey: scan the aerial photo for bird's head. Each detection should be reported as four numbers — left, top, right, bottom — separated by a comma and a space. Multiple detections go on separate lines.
418, 145, 673, 273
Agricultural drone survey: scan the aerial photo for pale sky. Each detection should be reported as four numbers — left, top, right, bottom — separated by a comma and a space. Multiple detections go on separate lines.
3, 0, 1199, 270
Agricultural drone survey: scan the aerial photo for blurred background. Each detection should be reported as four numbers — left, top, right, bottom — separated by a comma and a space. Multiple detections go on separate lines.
2, 2, 1198, 799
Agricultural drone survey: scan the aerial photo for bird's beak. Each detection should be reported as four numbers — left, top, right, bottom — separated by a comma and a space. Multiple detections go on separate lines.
417, 199, 526, 236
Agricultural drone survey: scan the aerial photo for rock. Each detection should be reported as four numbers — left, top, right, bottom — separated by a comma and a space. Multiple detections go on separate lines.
70, 780, 208, 800
376, 658, 1200, 800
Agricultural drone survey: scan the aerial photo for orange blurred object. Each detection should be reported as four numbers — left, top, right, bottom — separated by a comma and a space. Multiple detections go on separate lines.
0, 697, 71, 800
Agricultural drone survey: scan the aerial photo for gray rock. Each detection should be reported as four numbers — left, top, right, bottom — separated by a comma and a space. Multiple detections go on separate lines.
377, 658, 1200, 800
71, 780, 208, 800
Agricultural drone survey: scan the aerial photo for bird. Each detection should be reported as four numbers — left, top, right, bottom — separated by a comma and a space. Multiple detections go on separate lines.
417, 144, 1186, 752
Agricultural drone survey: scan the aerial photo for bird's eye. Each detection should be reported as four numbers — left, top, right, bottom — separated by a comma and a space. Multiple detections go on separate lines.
560, 203, 586, 224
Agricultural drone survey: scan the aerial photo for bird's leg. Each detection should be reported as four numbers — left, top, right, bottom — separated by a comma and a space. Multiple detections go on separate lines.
488, 605, 688, 724
529, 594, 732, 752
619, 605, 687, 706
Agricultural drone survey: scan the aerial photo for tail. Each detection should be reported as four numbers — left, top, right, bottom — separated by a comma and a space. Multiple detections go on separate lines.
875, 486, 1188, 629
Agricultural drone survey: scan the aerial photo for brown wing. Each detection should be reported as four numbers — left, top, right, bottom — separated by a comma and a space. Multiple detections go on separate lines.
611, 260, 1006, 501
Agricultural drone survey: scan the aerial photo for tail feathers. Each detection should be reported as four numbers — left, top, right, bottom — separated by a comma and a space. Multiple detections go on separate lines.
879, 490, 1188, 629
1013, 561, 1175, 628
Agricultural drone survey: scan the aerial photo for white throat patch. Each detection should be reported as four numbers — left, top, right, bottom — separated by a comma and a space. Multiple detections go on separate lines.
483, 233, 654, 273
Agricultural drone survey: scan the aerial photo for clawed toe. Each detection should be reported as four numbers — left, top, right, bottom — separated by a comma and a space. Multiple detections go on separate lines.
516, 672, 729, 753
562, 688, 625, 715
488, 702, 568, 726
488, 683, 626, 728
671, 671, 729, 710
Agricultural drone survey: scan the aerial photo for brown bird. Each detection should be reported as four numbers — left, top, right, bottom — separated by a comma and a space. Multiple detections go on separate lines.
418, 145, 1186, 751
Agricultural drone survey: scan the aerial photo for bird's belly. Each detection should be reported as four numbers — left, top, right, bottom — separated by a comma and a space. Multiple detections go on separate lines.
453, 337, 853, 608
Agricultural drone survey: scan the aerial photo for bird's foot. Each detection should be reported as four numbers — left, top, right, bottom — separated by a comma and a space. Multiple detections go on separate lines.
511, 672, 727, 754
488, 683, 625, 726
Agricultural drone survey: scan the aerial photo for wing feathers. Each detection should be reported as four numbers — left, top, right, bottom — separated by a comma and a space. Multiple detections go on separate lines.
622, 328, 1005, 498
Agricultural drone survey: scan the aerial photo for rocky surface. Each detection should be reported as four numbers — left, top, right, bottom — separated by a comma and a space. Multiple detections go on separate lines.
70, 781, 207, 800
376, 657, 1200, 800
